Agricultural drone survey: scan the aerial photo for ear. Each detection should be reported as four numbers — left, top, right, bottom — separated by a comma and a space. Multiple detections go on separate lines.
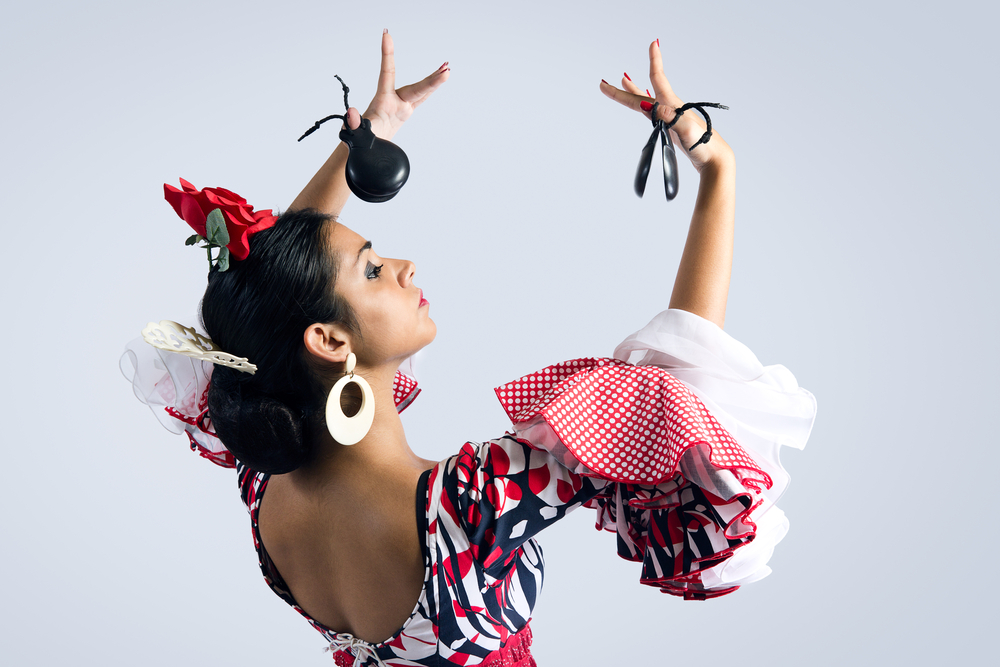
303, 322, 353, 366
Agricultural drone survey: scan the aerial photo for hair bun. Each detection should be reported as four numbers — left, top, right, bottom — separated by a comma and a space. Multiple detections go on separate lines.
208, 367, 311, 474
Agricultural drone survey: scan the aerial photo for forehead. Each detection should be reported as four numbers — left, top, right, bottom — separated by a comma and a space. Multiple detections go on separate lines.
327, 221, 370, 269
328, 221, 365, 252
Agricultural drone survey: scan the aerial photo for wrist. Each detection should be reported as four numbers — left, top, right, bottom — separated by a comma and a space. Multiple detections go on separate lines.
362, 113, 398, 143
696, 145, 735, 176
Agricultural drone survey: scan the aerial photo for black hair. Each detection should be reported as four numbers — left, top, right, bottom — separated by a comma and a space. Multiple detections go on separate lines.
201, 208, 357, 474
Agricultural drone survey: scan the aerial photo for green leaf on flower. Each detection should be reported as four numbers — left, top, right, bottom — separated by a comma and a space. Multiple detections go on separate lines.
205, 209, 230, 247
185, 234, 202, 246
217, 246, 231, 272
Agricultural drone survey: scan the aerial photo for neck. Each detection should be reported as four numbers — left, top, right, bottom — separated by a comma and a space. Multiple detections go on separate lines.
292, 362, 432, 485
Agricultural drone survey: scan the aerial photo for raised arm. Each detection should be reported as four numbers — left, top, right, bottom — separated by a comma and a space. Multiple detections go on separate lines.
287, 127, 355, 215
600, 40, 735, 329
289, 30, 450, 214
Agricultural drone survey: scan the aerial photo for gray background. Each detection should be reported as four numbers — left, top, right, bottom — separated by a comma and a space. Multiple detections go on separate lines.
2, 0, 997, 664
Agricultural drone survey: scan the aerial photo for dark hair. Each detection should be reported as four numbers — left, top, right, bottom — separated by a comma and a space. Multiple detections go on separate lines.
202, 208, 357, 474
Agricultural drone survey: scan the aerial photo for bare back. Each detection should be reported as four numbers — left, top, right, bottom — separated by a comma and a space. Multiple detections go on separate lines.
257, 464, 429, 643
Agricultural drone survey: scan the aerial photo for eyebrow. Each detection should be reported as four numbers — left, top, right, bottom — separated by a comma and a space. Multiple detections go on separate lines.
355, 240, 372, 265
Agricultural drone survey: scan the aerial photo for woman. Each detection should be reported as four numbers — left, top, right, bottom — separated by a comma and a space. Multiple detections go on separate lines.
123, 31, 815, 666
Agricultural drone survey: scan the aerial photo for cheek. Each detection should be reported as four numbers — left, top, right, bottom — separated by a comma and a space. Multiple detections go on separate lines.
355, 294, 408, 348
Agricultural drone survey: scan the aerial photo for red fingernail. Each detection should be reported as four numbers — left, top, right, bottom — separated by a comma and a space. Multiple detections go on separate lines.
646, 88, 652, 97
640, 101, 653, 112
656, 38, 660, 47
624, 72, 632, 82
601, 79, 608, 85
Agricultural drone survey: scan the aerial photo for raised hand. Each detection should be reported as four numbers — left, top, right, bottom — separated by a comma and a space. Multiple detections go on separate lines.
290, 31, 448, 214
600, 40, 733, 174
347, 30, 450, 142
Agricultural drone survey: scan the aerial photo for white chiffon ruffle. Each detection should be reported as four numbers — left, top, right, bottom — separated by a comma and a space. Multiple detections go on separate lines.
614, 308, 816, 588
120, 328, 233, 467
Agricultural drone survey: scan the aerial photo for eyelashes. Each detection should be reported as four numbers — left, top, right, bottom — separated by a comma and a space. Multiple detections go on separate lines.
365, 262, 384, 280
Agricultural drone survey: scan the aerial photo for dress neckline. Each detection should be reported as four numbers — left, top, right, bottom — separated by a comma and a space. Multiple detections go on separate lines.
251, 467, 434, 649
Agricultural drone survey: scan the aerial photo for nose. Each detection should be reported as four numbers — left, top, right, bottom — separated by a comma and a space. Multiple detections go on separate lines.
395, 258, 415, 286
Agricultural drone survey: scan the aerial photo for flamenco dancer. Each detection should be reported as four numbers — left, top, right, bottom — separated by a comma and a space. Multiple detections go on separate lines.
123, 32, 816, 666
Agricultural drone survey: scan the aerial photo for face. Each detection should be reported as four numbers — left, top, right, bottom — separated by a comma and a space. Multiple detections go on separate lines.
328, 222, 436, 367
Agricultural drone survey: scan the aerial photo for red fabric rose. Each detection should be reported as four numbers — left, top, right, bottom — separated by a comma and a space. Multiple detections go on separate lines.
163, 178, 277, 260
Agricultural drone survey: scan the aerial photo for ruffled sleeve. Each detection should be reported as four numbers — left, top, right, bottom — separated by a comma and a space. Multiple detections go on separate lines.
120, 336, 234, 468
494, 309, 816, 600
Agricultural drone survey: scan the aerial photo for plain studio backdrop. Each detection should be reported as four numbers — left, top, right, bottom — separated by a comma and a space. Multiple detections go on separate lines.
1, 0, 996, 664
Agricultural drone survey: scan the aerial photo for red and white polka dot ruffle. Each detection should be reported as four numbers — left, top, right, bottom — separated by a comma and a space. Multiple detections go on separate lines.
495, 357, 771, 491
392, 371, 420, 414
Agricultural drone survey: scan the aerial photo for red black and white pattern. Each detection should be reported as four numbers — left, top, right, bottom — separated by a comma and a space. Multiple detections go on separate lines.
237, 373, 579, 666
239, 434, 587, 665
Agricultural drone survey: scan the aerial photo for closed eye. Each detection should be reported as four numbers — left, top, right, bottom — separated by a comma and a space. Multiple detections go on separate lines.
365, 262, 383, 280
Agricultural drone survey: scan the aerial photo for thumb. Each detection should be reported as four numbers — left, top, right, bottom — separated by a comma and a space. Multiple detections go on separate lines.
345, 107, 362, 130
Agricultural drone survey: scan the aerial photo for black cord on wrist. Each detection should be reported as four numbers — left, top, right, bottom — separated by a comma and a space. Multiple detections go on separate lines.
651, 101, 729, 151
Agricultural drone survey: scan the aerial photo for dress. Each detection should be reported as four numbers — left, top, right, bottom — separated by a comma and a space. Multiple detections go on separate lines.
121, 309, 816, 666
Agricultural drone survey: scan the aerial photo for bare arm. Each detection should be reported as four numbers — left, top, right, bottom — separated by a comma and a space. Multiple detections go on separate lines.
289, 30, 450, 214
288, 133, 354, 215
600, 40, 736, 328
669, 158, 734, 327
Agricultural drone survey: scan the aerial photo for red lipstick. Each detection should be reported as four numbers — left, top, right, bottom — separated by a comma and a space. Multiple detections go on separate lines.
419, 289, 429, 308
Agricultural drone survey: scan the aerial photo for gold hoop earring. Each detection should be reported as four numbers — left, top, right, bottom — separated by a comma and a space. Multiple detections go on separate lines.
325, 353, 374, 445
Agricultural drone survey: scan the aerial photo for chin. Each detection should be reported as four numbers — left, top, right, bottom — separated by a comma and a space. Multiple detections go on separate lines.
418, 319, 437, 347
415, 332, 436, 354
400, 326, 436, 362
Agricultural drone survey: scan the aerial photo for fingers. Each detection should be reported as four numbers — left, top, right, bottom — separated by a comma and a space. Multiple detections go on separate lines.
397, 62, 450, 107
620, 72, 649, 99
601, 71, 705, 135
648, 39, 681, 107
377, 29, 396, 95
599, 80, 651, 116
375, 29, 449, 112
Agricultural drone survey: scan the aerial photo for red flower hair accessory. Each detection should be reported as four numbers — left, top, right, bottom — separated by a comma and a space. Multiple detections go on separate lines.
164, 178, 278, 270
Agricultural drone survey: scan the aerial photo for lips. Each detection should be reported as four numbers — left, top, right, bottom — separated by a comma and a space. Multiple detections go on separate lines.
419, 289, 429, 308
